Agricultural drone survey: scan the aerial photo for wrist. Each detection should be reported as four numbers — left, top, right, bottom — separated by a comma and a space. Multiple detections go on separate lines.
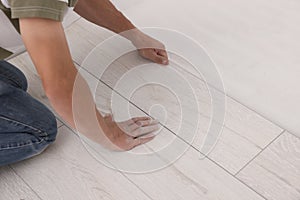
126, 29, 146, 47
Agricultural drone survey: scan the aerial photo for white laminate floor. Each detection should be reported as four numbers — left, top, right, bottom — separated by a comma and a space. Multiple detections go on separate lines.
111, 0, 300, 137
1, 1, 300, 200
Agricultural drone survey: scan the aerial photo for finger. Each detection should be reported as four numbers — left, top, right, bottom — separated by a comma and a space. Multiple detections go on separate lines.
117, 117, 155, 135
155, 49, 169, 65
128, 119, 159, 133
135, 119, 159, 127
131, 123, 160, 137
145, 50, 168, 65
120, 116, 151, 127
157, 49, 169, 60
131, 135, 155, 148
154, 53, 169, 65
131, 116, 151, 123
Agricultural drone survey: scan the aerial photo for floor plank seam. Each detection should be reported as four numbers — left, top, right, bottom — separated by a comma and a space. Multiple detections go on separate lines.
75, 63, 279, 199
8, 165, 44, 200
74, 66, 271, 200
172, 61, 291, 136
56, 72, 265, 199
53, 101, 272, 200
5, 48, 27, 61
187, 144, 268, 200
234, 129, 286, 177
194, 112, 264, 149
60, 125, 155, 200
119, 172, 155, 200
10, 36, 288, 142
4, 22, 292, 140
286, 130, 300, 140
77, 66, 193, 146
62, 120, 266, 200
65, 16, 82, 30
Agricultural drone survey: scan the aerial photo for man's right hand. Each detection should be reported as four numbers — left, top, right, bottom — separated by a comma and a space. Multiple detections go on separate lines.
101, 115, 160, 151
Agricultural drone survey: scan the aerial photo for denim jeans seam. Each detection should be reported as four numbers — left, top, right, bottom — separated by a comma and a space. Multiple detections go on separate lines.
0, 116, 48, 137
0, 138, 46, 150
0, 74, 24, 89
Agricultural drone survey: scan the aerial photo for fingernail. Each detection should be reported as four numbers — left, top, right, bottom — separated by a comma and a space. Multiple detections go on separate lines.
162, 60, 168, 65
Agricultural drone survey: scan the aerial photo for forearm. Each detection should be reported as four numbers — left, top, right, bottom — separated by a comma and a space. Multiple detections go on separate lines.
74, 0, 139, 41
47, 70, 111, 147
19, 18, 112, 147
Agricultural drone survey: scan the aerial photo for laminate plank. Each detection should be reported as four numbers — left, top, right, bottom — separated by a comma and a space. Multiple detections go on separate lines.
79, 68, 265, 200
118, 0, 300, 136
56, 118, 63, 127
53, 0, 300, 138
7, 37, 281, 176
79, 68, 175, 155
123, 147, 265, 200
62, 9, 81, 29
106, 51, 282, 149
0, 10, 23, 53
65, 18, 114, 65
10, 126, 152, 200
0, 166, 40, 200
51, 70, 266, 200
77, 49, 281, 174
64, 18, 282, 148
7, 53, 265, 200
3, 2, 297, 199
237, 132, 300, 200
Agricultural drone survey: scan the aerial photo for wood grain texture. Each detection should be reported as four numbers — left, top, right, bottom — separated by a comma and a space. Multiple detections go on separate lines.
62, 9, 81, 29
6, 53, 265, 200
78, 68, 266, 200
65, 18, 114, 65
124, 147, 265, 200
72, 46, 281, 174
119, 0, 300, 136
64, 18, 283, 147
237, 132, 300, 200
3, 10, 289, 198
63, 19, 283, 173
10, 126, 152, 200
0, 166, 40, 200
79, 67, 177, 156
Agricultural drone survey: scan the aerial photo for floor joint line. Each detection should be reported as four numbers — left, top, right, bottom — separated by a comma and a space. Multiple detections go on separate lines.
234, 129, 286, 176
9, 165, 44, 200
78, 64, 273, 200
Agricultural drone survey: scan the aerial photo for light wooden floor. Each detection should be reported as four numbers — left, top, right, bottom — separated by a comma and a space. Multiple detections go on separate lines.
1, 3, 300, 200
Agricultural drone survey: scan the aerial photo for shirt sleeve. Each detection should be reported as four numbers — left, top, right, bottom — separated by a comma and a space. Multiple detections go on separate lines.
8, 0, 69, 21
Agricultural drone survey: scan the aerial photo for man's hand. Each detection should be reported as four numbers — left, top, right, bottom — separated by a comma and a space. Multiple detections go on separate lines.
131, 32, 169, 65
74, 0, 169, 65
101, 115, 160, 151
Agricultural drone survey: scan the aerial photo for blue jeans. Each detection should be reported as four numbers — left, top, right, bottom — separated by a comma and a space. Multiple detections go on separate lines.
0, 60, 57, 166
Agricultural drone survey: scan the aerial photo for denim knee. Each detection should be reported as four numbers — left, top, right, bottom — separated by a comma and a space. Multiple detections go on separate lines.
0, 60, 28, 91
41, 112, 58, 143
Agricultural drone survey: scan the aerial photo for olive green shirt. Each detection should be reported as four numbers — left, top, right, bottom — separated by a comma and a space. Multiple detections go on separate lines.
0, 0, 78, 59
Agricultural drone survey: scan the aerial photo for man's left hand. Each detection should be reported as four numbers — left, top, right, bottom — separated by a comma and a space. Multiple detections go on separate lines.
131, 32, 169, 65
